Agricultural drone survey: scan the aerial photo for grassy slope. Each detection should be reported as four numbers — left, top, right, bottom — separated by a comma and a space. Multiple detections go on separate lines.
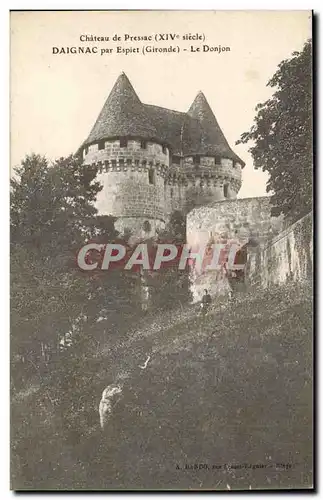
11, 282, 313, 491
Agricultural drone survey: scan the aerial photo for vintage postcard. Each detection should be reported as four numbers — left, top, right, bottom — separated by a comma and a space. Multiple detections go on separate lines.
10, 10, 313, 491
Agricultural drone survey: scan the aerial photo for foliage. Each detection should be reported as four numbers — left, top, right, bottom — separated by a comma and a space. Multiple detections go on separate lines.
149, 211, 192, 310
10, 154, 138, 387
11, 154, 98, 364
11, 283, 312, 489
237, 40, 312, 222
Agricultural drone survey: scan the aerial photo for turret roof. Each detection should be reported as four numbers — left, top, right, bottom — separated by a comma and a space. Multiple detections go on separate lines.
84, 72, 157, 142
82, 73, 245, 166
187, 91, 239, 159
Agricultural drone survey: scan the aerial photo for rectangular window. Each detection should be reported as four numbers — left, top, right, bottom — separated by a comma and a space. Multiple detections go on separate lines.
148, 167, 156, 185
224, 184, 229, 198
120, 138, 128, 148
195, 155, 200, 165
162, 145, 167, 154
172, 155, 180, 165
141, 140, 147, 149
98, 140, 105, 150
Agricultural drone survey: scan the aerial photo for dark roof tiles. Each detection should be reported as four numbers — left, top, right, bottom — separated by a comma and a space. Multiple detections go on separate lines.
82, 73, 245, 166
187, 92, 240, 160
85, 73, 157, 143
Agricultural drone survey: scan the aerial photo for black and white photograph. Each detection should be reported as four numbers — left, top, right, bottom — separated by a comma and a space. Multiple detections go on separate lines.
10, 10, 313, 491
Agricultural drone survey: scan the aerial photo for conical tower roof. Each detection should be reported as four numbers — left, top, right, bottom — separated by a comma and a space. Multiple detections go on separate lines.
187, 91, 242, 163
83, 72, 157, 145
80, 74, 244, 166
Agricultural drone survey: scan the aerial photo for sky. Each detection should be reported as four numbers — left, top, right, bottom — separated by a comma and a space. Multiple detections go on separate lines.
10, 10, 312, 198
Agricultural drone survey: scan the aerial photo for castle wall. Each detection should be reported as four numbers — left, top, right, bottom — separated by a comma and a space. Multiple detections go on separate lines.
84, 139, 169, 165
83, 139, 169, 238
164, 170, 183, 215
187, 196, 284, 248
95, 169, 166, 220
163, 156, 243, 217
247, 212, 313, 288
83, 138, 244, 240
186, 198, 312, 301
186, 196, 285, 301
184, 158, 241, 208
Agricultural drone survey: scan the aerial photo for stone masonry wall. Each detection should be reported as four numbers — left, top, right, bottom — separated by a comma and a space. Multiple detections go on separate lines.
163, 158, 243, 217
186, 196, 285, 301
187, 198, 312, 301
83, 139, 244, 239
187, 196, 284, 249
84, 139, 170, 166
83, 139, 169, 237
95, 170, 166, 221
247, 212, 313, 289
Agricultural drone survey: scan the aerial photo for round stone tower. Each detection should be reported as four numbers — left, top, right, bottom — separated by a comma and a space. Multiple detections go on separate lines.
180, 90, 243, 210
79, 73, 245, 239
81, 72, 169, 240
157, 90, 245, 216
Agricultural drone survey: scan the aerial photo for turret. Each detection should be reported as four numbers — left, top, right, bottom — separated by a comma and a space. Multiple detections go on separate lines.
81, 73, 169, 239
79, 73, 245, 238
181, 90, 243, 206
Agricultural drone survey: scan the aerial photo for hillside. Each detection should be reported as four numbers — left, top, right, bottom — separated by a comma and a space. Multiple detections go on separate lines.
11, 282, 313, 491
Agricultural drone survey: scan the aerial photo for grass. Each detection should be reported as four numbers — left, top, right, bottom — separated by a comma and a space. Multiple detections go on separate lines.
11, 281, 313, 490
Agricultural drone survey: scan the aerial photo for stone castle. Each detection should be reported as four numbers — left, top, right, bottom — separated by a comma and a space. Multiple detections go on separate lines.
80, 72, 313, 299
80, 72, 244, 239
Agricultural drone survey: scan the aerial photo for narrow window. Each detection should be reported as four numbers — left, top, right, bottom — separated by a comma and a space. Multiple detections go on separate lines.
170, 188, 174, 198
224, 184, 229, 198
148, 167, 156, 185
141, 140, 147, 149
195, 155, 200, 165
98, 140, 105, 150
84, 146, 88, 156
162, 145, 167, 155
143, 220, 151, 233
120, 137, 128, 148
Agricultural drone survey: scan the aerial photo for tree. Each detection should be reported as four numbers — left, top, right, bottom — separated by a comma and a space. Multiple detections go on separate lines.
82, 215, 143, 343
149, 211, 192, 310
11, 154, 100, 365
10, 154, 143, 488
10, 154, 138, 383
237, 40, 312, 222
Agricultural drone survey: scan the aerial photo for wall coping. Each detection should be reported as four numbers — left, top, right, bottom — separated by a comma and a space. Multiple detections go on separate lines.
187, 195, 272, 218
262, 211, 312, 250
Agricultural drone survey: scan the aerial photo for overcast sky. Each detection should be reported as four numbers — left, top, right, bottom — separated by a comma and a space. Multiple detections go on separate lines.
11, 10, 311, 198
